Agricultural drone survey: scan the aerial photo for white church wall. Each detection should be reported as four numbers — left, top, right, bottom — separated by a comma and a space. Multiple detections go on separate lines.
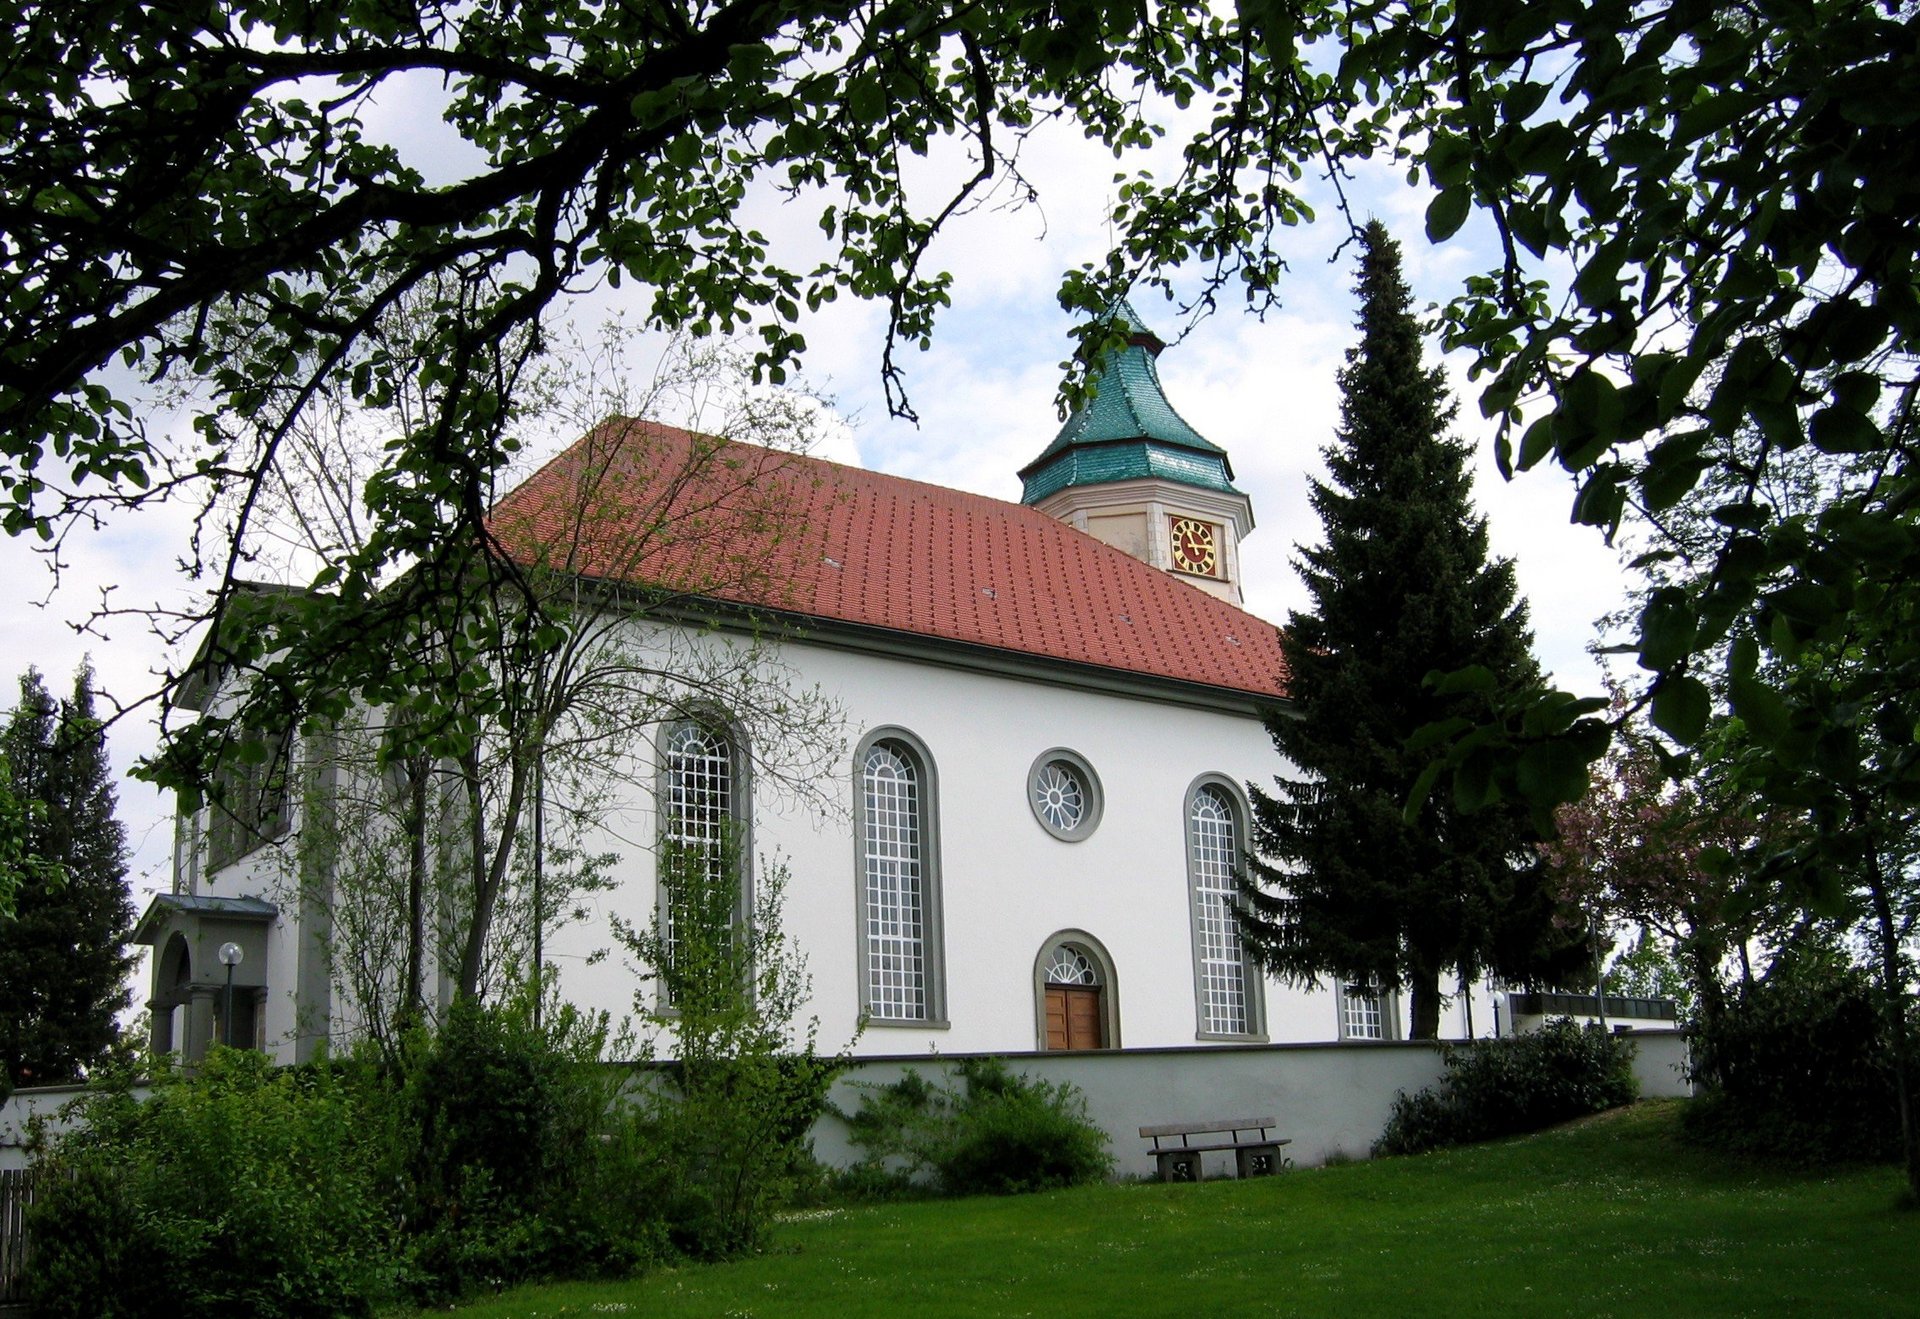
172, 617, 1513, 1063
535, 623, 1512, 1058
539, 624, 1294, 1054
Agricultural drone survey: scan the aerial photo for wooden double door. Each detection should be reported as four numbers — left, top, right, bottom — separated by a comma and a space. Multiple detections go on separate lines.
1044, 984, 1105, 1050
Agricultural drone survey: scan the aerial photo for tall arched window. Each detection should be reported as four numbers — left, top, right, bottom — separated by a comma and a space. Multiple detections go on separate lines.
659, 719, 744, 998
1186, 778, 1262, 1037
855, 729, 944, 1024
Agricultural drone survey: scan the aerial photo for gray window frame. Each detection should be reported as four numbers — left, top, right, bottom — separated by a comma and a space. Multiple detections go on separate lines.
1183, 773, 1267, 1041
654, 713, 752, 1013
1026, 747, 1104, 842
1336, 980, 1401, 1042
1031, 928, 1121, 1050
852, 726, 947, 1027
207, 730, 294, 873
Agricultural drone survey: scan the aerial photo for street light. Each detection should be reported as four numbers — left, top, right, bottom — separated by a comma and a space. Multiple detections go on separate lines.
218, 942, 243, 1049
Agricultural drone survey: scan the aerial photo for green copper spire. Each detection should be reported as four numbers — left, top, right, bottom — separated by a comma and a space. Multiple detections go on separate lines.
1018, 301, 1238, 505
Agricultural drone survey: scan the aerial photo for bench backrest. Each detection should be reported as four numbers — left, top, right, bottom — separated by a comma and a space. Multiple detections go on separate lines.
1138, 1117, 1278, 1139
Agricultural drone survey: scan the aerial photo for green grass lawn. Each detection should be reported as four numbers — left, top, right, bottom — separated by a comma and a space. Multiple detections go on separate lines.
428, 1102, 1915, 1318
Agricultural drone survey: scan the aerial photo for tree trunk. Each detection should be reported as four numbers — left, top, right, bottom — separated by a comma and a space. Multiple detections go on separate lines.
401, 758, 428, 1029
1407, 967, 1444, 1040
1863, 847, 1920, 1201
454, 745, 529, 1000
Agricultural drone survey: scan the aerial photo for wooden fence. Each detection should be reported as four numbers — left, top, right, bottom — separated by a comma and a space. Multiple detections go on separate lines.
0, 1168, 38, 1306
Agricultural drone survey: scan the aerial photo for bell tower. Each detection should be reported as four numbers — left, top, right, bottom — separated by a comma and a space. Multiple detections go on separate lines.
1018, 303, 1254, 604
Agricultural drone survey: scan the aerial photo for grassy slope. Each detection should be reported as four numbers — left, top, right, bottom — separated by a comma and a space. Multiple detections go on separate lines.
434, 1102, 1916, 1318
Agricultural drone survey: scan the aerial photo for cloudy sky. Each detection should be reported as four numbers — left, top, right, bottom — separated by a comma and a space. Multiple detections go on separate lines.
0, 72, 1632, 918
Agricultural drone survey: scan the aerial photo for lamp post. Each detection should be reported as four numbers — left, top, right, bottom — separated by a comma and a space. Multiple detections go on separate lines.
218, 942, 243, 1049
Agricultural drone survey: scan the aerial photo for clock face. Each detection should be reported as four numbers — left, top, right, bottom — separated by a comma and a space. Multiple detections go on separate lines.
1170, 517, 1219, 576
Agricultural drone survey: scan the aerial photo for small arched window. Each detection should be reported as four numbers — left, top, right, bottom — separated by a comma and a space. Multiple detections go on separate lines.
1043, 945, 1099, 986
1186, 778, 1262, 1038
855, 730, 944, 1024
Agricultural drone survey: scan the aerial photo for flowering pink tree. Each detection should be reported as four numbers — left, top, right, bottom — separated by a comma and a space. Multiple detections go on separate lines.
1540, 695, 1782, 1032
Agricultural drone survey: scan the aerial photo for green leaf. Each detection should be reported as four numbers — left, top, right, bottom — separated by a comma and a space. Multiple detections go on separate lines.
1572, 466, 1627, 531
1655, 352, 1708, 421
1710, 502, 1772, 531
1426, 186, 1471, 242
1512, 122, 1576, 176
1824, 508, 1912, 564
1764, 580, 1840, 629
1517, 738, 1594, 814
1509, 203, 1550, 259
1649, 674, 1711, 744
1830, 371, 1881, 413
1452, 748, 1496, 814
1808, 405, 1882, 454
1427, 665, 1496, 696
665, 134, 701, 169
1555, 369, 1623, 470
1403, 759, 1445, 825
1729, 669, 1791, 745
1406, 715, 1473, 754
1638, 587, 1697, 672
847, 74, 886, 124
1571, 241, 1627, 309
1638, 431, 1709, 511
1516, 414, 1555, 471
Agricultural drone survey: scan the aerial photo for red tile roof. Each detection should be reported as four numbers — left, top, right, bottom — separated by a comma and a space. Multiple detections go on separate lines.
489, 419, 1290, 702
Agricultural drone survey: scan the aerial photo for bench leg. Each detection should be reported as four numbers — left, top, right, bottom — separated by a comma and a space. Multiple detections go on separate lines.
1236, 1144, 1282, 1178
1156, 1150, 1201, 1183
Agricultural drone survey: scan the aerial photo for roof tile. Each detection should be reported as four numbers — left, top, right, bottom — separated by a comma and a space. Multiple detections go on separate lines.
490, 420, 1289, 702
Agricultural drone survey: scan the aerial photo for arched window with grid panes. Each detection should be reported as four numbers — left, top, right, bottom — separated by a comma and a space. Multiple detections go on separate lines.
657, 718, 745, 1006
1185, 777, 1264, 1038
854, 728, 944, 1024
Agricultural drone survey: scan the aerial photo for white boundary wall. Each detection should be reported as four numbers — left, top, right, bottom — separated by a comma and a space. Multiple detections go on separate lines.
0, 1032, 1690, 1174
813, 1031, 1693, 1178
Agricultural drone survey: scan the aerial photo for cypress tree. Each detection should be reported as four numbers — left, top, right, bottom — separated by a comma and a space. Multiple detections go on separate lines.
0, 664, 136, 1089
1239, 221, 1582, 1039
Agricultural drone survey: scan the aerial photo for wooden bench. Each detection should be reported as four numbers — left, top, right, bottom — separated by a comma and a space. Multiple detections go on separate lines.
1140, 1117, 1290, 1182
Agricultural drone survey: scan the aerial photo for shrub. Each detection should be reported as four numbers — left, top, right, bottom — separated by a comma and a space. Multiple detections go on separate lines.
618, 845, 845, 1257
843, 1057, 1112, 1196
25, 994, 669, 1317
1375, 1019, 1640, 1157
19, 1163, 174, 1319
386, 993, 666, 1301
1683, 949, 1905, 1164
25, 1049, 396, 1319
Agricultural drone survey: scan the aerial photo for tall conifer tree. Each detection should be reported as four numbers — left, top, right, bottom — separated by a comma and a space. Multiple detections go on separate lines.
1239, 221, 1581, 1039
0, 665, 136, 1089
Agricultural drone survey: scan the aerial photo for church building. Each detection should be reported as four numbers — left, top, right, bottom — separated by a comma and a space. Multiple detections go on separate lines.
136, 307, 1484, 1064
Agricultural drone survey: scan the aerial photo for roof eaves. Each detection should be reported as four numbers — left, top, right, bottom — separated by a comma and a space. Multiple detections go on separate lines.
639, 594, 1290, 714
132, 892, 280, 945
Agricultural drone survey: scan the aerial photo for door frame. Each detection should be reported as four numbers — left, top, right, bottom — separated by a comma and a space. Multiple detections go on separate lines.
1032, 929, 1121, 1051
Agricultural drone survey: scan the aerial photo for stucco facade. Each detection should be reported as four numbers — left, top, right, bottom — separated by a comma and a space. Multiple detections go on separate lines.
146, 595, 1511, 1064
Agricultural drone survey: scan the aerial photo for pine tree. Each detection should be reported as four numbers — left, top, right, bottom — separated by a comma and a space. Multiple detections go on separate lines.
1238, 221, 1584, 1040
0, 665, 136, 1089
